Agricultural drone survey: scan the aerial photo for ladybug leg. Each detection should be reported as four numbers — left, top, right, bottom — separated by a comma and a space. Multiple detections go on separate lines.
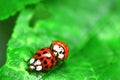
23, 47, 35, 63
25, 68, 32, 74
36, 71, 39, 77
23, 59, 30, 63
29, 48, 35, 55
35, 72, 42, 79
23, 48, 35, 63
23, 59, 31, 73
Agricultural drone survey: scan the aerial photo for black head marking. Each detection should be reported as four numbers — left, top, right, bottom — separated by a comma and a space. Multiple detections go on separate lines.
60, 51, 62, 54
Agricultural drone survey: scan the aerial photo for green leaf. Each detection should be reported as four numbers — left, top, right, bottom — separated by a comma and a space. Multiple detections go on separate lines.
0, 0, 120, 80
0, 0, 39, 20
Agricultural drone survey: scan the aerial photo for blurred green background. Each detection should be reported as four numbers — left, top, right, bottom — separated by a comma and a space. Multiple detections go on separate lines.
0, 0, 120, 80
0, 14, 18, 67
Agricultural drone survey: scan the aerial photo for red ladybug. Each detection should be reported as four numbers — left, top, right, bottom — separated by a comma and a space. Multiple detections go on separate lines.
29, 48, 57, 71
50, 41, 69, 60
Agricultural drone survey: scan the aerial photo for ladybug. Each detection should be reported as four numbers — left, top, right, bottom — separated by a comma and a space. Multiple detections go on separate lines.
29, 48, 57, 71
50, 41, 69, 60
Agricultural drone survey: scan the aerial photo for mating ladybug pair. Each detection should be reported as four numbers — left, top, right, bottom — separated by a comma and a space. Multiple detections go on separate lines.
29, 41, 69, 72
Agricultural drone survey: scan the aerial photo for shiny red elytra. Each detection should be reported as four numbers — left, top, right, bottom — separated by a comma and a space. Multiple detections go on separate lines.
34, 48, 57, 71
28, 40, 69, 72
29, 48, 57, 71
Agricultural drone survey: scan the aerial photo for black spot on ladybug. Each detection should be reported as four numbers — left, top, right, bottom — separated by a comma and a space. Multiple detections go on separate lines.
35, 59, 37, 61
44, 60, 47, 64
40, 58, 43, 61
45, 65, 48, 69
43, 51, 47, 54
62, 52, 65, 54
51, 59, 54, 64
37, 54, 41, 56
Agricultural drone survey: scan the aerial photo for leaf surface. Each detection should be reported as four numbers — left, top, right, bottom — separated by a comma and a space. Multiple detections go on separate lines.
0, 0, 120, 80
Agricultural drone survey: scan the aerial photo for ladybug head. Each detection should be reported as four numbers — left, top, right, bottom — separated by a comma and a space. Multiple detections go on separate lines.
50, 41, 69, 60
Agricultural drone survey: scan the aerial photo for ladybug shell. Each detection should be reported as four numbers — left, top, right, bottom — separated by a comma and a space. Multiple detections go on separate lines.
34, 48, 57, 71
50, 40, 69, 60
